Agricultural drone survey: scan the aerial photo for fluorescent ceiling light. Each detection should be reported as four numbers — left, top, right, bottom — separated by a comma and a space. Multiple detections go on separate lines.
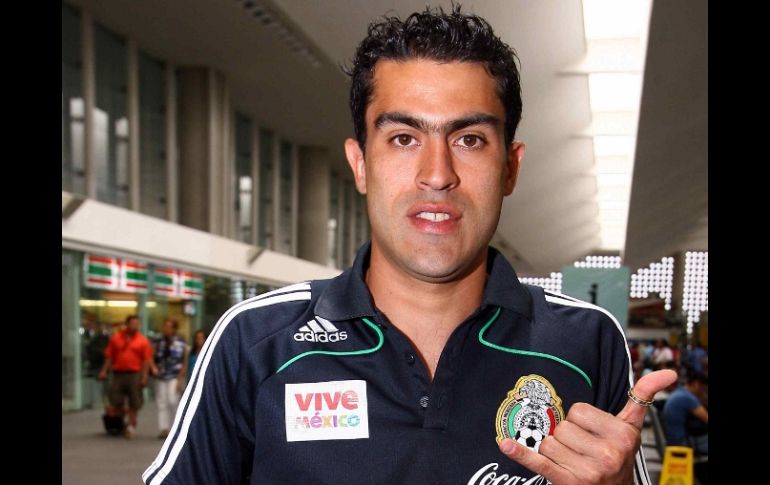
581, 0, 652, 252
588, 73, 642, 112
79, 299, 158, 308
582, 0, 651, 39
594, 136, 636, 157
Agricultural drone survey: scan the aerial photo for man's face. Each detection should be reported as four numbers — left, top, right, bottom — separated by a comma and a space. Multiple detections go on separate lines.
162, 320, 175, 337
345, 60, 523, 283
126, 317, 140, 334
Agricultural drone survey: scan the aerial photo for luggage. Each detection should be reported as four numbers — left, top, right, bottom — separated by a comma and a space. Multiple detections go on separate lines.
103, 410, 126, 436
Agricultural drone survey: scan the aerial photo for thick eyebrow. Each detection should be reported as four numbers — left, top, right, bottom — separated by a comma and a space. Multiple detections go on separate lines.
373, 112, 500, 135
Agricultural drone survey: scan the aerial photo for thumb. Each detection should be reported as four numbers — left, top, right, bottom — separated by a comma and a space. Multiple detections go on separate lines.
616, 369, 678, 429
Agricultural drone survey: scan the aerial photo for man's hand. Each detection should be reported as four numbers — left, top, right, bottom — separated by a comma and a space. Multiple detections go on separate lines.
499, 369, 677, 485
97, 369, 107, 381
140, 374, 148, 387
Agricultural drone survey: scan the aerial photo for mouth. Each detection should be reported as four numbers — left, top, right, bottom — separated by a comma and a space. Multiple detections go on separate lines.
415, 211, 451, 222
407, 204, 461, 234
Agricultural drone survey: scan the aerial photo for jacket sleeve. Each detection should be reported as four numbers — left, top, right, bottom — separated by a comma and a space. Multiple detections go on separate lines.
595, 311, 633, 415
142, 315, 255, 484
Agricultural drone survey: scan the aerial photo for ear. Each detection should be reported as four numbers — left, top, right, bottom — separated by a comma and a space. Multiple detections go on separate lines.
503, 141, 525, 195
345, 138, 367, 194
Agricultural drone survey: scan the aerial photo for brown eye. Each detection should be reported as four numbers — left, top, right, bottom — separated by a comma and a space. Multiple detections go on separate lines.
396, 134, 413, 146
461, 135, 479, 147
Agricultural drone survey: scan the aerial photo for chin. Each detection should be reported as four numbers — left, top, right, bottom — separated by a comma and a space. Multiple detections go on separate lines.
404, 256, 473, 283
404, 240, 488, 279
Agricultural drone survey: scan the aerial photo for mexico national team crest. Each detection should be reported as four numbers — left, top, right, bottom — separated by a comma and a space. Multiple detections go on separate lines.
495, 374, 564, 453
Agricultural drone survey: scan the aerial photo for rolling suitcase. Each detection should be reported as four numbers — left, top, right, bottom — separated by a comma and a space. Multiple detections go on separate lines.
102, 409, 126, 436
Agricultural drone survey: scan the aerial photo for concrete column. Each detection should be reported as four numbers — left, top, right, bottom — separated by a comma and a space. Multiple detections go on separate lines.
272, 136, 281, 251
671, 251, 686, 319
207, 70, 223, 236
291, 144, 299, 257
219, 82, 234, 239
165, 64, 178, 222
127, 40, 140, 211
81, 11, 96, 199
250, 124, 260, 245
297, 147, 330, 265
177, 67, 229, 234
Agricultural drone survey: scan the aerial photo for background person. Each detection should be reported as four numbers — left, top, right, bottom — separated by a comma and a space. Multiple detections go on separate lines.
98, 314, 153, 439
150, 318, 188, 439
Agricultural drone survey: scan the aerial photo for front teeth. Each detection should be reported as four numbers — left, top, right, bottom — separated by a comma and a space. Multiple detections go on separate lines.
417, 212, 450, 222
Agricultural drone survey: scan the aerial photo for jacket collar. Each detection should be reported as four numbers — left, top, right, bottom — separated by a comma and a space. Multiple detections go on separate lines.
314, 241, 532, 322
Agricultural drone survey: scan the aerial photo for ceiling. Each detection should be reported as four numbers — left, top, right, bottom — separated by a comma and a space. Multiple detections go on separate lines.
66, 0, 707, 276
622, 0, 708, 271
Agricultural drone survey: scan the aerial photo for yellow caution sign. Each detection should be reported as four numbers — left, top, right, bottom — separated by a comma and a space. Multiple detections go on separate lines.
659, 446, 694, 485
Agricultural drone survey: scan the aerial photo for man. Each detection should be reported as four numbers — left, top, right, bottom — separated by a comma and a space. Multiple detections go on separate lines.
687, 342, 708, 375
150, 318, 188, 439
662, 373, 708, 454
83, 315, 109, 408
651, 339, 674, 368
99, 314, 153, 439
143, 6, 675, 484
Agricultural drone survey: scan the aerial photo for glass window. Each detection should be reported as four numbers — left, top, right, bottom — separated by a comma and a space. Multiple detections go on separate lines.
258, 129, 274, 249
139, 51, 167, 219
235, 114, 253, 243
230, 279, 266, 305
62, 250, 83, 411
94, 22, 129, 208
202, 275, 232, 335
277, 141, 294, 254
143, 296, 194, 345
176, 70, 182, 218
62, 4, 85, 196
327, 171, 340, 267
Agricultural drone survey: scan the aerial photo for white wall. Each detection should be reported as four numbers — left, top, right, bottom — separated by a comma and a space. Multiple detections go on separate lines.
62, 191, 341, 287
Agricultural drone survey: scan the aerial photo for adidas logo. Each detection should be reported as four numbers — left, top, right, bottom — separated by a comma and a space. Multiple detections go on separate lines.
293, 316, 348, 342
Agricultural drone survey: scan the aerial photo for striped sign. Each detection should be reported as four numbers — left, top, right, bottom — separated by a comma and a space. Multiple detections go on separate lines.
83, 254, 203, 300
180, 271, 203, 300
84, 254, 120, 290
121, 260, 148, 293
154, 267, 179, 296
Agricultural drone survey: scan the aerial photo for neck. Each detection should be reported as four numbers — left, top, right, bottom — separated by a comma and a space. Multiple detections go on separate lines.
367, 262, 486, 322
365, 243, 488, 377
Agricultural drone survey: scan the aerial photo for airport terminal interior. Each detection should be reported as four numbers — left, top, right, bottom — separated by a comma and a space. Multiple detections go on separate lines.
62, 1, 707, 484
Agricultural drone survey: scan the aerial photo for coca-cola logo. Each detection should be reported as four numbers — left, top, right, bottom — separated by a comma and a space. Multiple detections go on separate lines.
467, 462, 549, 485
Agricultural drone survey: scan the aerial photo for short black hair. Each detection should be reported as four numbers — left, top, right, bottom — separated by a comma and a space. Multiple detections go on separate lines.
345, 4, 522, 150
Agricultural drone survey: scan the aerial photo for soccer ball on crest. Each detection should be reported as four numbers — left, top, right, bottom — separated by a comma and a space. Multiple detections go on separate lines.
514, 425, 545, 452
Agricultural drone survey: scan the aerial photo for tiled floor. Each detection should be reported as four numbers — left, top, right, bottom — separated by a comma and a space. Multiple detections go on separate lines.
62, 403, 165, 485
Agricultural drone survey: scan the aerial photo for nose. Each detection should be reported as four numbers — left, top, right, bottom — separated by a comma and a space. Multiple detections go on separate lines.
416, 139, 459, 191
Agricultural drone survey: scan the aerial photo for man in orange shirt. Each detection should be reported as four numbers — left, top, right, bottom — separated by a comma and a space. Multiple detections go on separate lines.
98, 314, 153, 439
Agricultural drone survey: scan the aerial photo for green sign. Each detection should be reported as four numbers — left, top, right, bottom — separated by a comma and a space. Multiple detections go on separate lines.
84, 254, 119, 290
560, 266, 630, 328
181, 271, 203, 300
